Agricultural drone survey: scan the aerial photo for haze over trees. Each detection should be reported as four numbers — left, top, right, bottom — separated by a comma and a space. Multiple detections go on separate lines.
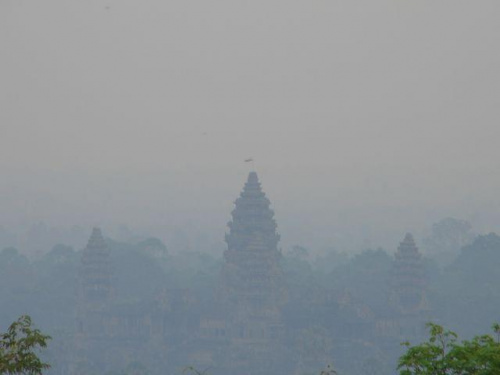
422, 218, 475, 267
1, 211, 500, 374
2, 0, 500, 373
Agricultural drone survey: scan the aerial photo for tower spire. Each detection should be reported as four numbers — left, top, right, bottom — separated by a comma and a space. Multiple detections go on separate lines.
79, 227, 112, 309
390, 232, 427, 314
218, 172, 287, 373
225, 171, 280, 252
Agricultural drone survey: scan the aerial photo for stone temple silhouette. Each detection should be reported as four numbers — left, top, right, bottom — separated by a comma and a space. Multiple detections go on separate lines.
220, 171, 287, 373
390, 233, 427, 315
75, 227, 112, 374
222, 171, 286, 314
74, 172, 289, 375
71, 173, 429, 375
196, 171, 288, 375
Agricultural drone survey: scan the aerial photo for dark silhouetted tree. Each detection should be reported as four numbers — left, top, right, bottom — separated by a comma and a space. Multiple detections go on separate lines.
0, 315, 51, 374
398, 322, 500, 375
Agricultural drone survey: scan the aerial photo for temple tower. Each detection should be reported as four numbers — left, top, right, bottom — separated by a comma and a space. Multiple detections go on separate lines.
222, 171, 285, 314
390, 233, 427, 315
225, 171, 280, 254
78, 227, 112, 317
74, 228, 113, 374
218, 171, 288, 374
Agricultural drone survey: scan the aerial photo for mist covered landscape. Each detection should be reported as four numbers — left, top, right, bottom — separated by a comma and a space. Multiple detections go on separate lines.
1, 1, 500, 374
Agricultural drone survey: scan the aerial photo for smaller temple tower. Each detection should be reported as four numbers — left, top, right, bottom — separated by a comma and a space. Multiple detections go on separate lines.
74, 228, 112, 374
376, 233, 429, 341
390, 233, 427, 315
78, 227, 112, 318
391, 233, 426, 314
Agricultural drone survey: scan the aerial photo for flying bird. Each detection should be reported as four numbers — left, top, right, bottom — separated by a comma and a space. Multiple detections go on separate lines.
244, 158, 253, 163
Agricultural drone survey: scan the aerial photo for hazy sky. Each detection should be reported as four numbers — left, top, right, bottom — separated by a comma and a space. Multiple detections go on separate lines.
1, 1, 500, 253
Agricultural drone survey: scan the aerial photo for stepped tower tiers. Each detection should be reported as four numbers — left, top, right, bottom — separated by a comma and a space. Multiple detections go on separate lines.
390, 233, 427, 314
76, 227, 113, 345
225, 171, 280, 253
74, 228, 113, 375
79, 227, 112, 311
216, 172, 288, 375
222, 171, 286, 312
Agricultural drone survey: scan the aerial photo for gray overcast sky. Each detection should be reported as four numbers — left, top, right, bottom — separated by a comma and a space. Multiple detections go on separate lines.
1, 1, 500, 252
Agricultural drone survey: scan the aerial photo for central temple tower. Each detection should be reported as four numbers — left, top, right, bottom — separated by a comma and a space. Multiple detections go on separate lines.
218, 171, 288, 374
222, 171, 286, 314
225, 171, 280, 253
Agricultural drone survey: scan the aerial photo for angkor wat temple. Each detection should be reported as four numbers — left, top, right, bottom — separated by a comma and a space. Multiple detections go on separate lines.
73, 172, 429, 375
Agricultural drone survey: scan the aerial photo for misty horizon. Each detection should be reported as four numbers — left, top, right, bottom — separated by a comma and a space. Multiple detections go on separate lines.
2, 2, 500, 374
2, 1, 500, 255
